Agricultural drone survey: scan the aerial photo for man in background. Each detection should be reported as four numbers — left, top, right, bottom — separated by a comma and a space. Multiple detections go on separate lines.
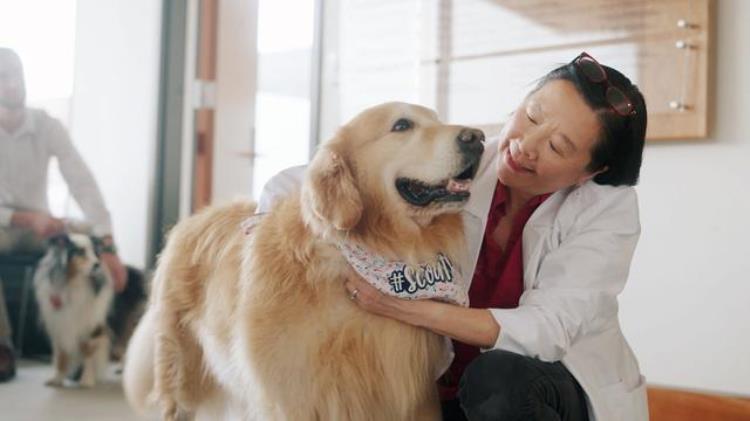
0, 47, 127, 381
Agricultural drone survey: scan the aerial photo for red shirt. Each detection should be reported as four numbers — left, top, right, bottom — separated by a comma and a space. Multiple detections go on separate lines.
438, 182, 550, 400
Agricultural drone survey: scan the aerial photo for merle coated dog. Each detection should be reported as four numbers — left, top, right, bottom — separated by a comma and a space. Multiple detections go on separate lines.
33, 234, 146, 387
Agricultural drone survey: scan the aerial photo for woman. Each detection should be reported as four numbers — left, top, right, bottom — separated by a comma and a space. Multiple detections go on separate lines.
259, 52, 648, 421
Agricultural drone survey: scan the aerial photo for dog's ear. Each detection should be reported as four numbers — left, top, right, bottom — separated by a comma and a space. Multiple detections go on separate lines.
303, 144, 363, 231
49, 234, 71, 249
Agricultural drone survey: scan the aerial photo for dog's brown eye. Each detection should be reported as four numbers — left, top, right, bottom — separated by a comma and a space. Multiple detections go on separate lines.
391, 118, 413, 132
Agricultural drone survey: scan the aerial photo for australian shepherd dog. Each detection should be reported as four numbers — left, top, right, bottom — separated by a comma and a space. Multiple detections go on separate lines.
33, 233, 147, 387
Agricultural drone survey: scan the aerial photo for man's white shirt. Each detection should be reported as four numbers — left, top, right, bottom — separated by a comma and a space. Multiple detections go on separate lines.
0, 108, 112, 236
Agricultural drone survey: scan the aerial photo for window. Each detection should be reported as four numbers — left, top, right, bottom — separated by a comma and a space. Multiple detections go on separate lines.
0, 0, 77, 216
321, 0, 710, 140
252, 0, 317, 198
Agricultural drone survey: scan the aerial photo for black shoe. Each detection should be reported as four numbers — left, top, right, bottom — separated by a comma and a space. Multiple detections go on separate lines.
0, 343, 16, 382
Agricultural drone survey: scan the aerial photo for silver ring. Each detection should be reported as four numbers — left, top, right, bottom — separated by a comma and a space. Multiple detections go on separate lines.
349, 288, 360, 300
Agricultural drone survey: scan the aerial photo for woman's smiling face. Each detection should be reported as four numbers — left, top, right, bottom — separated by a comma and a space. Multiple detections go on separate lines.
497, 79, 604, 196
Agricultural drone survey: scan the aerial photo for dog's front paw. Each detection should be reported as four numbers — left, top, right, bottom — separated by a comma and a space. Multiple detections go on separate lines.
45, 378, 64, 388
79, 376, 96, 388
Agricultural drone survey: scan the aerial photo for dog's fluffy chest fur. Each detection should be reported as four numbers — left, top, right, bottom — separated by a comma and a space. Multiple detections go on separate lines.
185, 199, 447, 420
35, 273, 112, 353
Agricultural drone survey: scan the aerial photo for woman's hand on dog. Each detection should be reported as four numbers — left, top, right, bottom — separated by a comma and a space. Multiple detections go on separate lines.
344, 274, 430, 329
345, 274, 502, 348
344, 275, 407, 319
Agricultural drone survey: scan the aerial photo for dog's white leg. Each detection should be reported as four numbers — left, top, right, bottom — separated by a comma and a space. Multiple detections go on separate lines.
45, 345, 68, 388
94, 333, 111, 382
79, 350, 96, 388
79, 326, 108, 388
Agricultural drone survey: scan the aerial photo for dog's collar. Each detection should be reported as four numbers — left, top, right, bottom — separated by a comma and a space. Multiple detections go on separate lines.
337, 241, 468, 307
241, 214, 264, 235
241, 216, 468, 306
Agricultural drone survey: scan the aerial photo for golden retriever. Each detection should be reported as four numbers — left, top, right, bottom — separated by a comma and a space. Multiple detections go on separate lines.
123, 102, 484, 420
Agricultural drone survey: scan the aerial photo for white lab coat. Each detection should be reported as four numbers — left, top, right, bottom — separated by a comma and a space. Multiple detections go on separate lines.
256, 139, 648, 421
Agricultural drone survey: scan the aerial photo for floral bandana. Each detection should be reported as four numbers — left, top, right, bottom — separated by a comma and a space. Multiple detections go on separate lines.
337, 241, 469, 307
242, 215, 468, 307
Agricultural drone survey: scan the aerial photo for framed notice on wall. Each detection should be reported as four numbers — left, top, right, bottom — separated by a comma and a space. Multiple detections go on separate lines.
326, 0, 712, 142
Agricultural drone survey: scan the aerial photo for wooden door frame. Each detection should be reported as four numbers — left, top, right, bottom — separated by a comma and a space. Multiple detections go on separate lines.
192, 0, 218, 211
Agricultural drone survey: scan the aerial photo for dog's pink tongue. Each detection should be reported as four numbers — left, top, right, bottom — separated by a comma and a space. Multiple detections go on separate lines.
50, 294, 63, 310
447, 179, 471, 193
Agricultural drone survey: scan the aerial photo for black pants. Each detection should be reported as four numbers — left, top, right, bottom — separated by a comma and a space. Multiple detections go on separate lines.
441, 350, 590, 421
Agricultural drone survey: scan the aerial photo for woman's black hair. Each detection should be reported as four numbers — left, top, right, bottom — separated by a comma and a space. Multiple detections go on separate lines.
533, 60, 647, 186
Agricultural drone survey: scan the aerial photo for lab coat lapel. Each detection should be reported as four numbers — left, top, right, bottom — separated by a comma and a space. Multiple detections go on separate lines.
522, 188, 570, 291
461, 139, 499, 280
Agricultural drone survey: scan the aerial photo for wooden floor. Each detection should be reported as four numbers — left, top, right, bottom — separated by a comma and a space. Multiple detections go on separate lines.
648, 386, 750, 421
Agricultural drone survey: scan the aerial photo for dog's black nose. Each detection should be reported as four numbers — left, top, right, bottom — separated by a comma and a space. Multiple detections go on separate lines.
457, 128, 484, 144
457, 128, 485, 159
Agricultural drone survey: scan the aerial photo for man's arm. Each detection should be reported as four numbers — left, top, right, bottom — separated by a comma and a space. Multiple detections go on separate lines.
47, 118, 127, 290
7, 211, 64, 238
46, 118, 113, 237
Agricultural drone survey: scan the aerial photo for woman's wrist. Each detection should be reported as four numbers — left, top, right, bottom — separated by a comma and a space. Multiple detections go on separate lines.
393, 298, 438, 329
395, 299, 501, 348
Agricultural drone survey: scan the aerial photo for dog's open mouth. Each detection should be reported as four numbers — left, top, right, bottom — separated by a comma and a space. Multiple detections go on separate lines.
396, 160, 479, 207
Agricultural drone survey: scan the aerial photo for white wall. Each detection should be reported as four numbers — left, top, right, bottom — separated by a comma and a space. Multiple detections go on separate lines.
70, 0, 162, 268
620, 0, 750, 396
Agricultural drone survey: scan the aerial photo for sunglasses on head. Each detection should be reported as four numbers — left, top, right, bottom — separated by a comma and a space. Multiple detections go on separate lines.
572, 52, 635, 117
